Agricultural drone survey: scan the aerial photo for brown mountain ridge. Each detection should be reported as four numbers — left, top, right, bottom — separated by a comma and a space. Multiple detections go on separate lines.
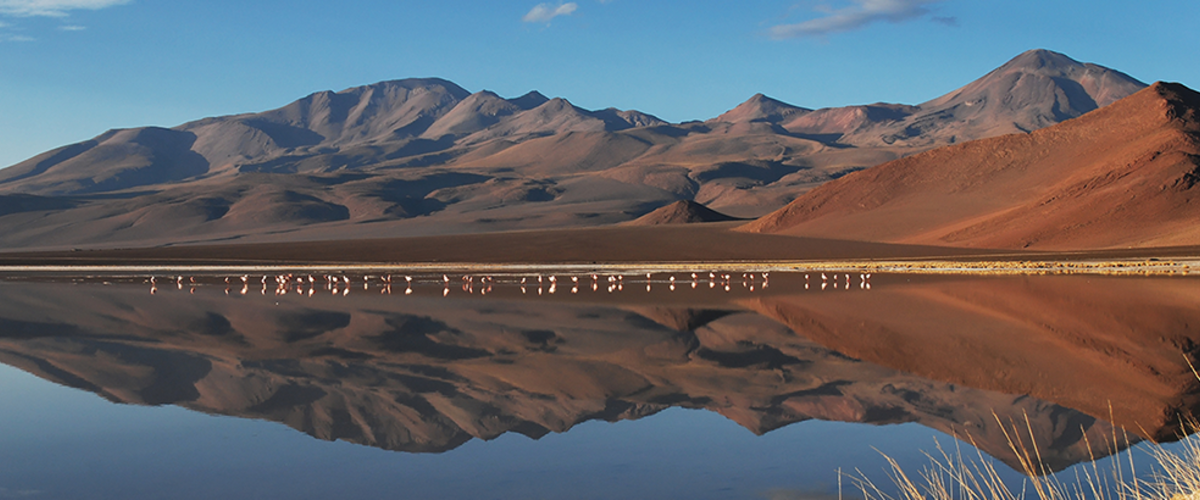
624, 200, 740, 225
743, 82, 1200, 250
0, 49, 1147, 250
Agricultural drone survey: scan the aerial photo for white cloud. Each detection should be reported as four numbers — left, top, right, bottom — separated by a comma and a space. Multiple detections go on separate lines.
57, 24, 83, 30
770, 0, 945, 39
0, 33, 33, 41
0, 0, 130, 17
522, 2, 577, 23
931, 15, 958, 26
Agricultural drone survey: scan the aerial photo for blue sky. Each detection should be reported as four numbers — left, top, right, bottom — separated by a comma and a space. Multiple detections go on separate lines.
0, 0, 1197, 168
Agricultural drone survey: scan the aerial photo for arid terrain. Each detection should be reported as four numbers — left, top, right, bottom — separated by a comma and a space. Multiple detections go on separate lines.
2, 46, 1200, 481
744, 82, 1200, 250
0, 49, 1147, 252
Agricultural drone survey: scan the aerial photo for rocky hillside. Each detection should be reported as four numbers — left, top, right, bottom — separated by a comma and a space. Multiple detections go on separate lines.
743, 82, 1200, 250
0, 50, 1145, 249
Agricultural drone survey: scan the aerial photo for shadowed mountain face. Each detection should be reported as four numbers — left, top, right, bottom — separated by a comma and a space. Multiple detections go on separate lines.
1, 273, 1198, 473
744, 82, 1200, 250
0, 50, 1145, 250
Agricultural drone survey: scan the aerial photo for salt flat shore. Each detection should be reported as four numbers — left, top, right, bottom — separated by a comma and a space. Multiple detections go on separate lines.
1, 224, 1197, 277
0, 257, 1194, 278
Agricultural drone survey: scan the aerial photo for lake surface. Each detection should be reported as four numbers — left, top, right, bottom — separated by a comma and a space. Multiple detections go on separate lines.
0, 270, 1197, 499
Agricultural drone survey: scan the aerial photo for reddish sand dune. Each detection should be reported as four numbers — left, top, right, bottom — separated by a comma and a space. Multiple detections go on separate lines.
743, 82, 1200, 250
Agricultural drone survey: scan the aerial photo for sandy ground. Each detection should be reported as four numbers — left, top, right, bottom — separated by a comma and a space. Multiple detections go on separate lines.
0, 223, 1198, 276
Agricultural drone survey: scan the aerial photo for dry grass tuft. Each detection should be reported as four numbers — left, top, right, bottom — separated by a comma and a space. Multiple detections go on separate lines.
848, 414, 1200, 500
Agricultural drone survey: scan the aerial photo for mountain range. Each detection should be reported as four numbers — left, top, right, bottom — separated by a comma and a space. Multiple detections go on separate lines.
0, 49, 1148, 250
745, 82, 1200, 250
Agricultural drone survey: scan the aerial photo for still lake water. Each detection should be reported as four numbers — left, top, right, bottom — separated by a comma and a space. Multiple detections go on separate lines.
0, 271, 1196, 499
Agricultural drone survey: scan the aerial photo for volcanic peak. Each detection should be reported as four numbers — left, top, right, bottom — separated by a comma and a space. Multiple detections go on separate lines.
712, 93, 812, 124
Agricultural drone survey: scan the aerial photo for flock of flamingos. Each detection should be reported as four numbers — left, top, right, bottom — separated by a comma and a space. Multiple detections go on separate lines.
145, 271, 873, 297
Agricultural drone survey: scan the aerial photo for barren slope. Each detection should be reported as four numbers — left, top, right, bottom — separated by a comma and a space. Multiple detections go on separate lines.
624, 200, 740, 225
0, 50, 1146, 250
744, 82, 1200, 250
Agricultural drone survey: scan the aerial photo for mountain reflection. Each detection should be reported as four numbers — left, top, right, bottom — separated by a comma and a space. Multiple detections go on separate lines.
0, 272, 1197, 474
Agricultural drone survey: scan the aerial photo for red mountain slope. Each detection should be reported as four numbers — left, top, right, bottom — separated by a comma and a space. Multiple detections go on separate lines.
742, 82, 1200, 250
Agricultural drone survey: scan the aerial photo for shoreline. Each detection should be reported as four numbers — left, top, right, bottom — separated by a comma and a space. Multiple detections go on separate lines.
2, 224, 1198, 277
0, 257, 1194, 277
